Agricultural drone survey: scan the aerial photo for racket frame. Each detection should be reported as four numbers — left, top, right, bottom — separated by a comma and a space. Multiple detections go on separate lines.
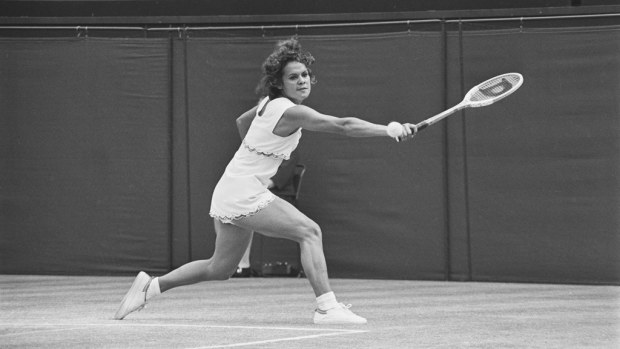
415, 72, 523, 132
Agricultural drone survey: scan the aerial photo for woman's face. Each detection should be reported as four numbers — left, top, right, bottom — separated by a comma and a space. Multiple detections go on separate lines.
280, 61, 311, 104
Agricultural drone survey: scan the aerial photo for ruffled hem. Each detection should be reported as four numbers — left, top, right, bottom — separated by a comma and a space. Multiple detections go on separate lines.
209, 195, 275, 223
242, 140, 290, 160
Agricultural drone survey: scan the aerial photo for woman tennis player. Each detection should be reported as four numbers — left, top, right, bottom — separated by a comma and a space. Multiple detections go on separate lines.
115, 37, 417, 324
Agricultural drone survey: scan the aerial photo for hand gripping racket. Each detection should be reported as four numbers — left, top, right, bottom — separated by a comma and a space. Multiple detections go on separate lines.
415, 72, 524, 132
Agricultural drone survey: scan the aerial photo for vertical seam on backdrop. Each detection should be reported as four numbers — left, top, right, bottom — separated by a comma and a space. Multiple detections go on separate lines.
182, 32, 193, 262
168, 34, 175, 271
458, 21, 473, 281
441, 20, 452, 281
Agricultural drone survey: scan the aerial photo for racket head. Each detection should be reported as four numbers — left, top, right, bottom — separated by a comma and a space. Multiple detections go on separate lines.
463, 72, 524, 108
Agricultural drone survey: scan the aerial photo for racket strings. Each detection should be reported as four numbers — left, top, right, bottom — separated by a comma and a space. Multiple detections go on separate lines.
470, 75, 521, 102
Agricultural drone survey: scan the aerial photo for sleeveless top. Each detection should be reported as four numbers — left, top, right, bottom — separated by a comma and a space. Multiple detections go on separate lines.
209, 97, 302, 223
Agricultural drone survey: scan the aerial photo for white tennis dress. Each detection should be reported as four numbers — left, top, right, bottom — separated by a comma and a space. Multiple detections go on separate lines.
209, 97, 302, 223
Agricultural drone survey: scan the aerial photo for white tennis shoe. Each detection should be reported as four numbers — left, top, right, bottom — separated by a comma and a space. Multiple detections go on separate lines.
313, 303, 367, 324
114, 271, 153, 320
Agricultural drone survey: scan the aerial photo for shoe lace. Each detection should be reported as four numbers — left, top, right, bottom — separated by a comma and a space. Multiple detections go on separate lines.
338, 303, 357, 315
339, 303, 352, 309
315, 303, 353, 314
140, 277, 155, 310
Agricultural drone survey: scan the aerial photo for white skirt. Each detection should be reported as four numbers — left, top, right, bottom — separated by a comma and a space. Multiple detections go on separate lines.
209, 173, 276, 224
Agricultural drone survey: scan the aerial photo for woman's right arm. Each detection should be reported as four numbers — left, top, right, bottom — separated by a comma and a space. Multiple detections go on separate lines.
277, 104, 416, 140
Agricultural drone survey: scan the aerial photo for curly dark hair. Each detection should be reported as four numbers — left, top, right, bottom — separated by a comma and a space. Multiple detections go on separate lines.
256, 37, 317, 99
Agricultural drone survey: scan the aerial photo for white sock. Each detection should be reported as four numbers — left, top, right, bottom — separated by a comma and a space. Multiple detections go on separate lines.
146, 277, 161, 300
316, 291, 339, 311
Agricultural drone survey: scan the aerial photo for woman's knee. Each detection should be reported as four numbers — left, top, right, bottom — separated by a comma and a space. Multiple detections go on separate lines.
204, 260, 235, 281
297, 221, 322, 243
208, 268, 233, 281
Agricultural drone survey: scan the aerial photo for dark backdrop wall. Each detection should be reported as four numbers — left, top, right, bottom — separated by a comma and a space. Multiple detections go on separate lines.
1, 20, 619, 284
447, 25, 620, 284
0, 39, 172, 274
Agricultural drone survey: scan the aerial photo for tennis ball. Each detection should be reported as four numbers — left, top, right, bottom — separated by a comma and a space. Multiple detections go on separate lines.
386, 122, 403, 138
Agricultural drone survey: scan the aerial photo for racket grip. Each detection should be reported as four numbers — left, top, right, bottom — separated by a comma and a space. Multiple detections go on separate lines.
415, 122, 430, 132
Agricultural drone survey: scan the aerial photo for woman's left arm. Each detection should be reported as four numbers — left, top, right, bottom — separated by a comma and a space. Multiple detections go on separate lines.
236, 106, 259, 140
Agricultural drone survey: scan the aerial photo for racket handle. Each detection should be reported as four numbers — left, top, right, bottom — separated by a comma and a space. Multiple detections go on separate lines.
415, 122, 430, 132
414, 102, 467, 133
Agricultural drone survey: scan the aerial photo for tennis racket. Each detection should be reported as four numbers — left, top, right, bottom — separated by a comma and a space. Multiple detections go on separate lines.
415, 72, 524, 132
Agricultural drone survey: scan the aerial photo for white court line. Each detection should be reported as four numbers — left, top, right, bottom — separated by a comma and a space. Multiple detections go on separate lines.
187, 330, 366, 349
0, 322, 368, 348
0, 322, 362, 332
1, 327, 89, 338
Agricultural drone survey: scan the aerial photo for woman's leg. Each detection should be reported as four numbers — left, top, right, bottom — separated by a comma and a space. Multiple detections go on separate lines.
114, 221, 252, 320
116, 197, 365, 323
233, 197, 367, 324
232, 196, 330, 297
158, 221, 253, 293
